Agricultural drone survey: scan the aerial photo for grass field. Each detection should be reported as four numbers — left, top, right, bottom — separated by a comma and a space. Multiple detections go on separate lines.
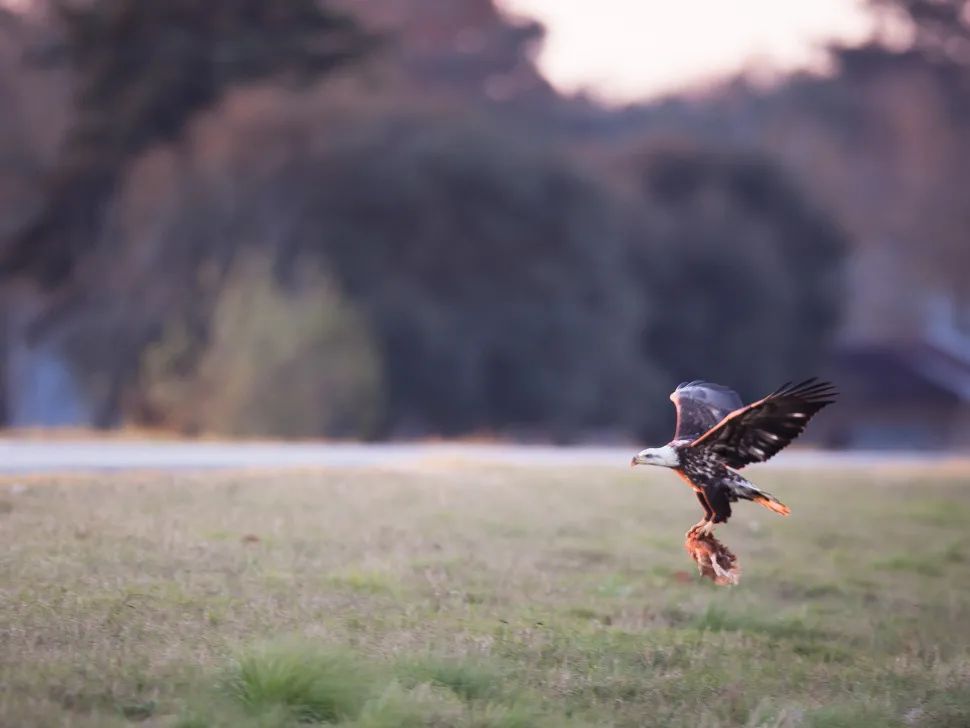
2, 462, 970, 727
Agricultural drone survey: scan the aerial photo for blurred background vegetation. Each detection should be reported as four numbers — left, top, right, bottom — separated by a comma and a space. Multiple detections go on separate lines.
0, 0, 967, 446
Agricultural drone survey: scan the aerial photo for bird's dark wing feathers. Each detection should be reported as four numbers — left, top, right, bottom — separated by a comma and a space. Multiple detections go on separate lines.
670, 380, 744, 441
688, 378, 837, 469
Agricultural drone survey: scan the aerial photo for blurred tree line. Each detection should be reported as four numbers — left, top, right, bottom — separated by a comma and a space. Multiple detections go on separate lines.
0, 0, 859, 440
617, 0, 970, 340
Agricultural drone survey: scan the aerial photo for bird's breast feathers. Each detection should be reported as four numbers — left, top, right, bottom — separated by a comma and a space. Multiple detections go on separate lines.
677, 448, 728, 488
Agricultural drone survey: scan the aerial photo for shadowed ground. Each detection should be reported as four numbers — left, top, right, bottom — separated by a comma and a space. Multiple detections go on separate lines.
1, 463, 969, 726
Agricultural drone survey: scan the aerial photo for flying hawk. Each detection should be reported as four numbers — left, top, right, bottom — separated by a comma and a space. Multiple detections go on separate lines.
631, 378, 837, 536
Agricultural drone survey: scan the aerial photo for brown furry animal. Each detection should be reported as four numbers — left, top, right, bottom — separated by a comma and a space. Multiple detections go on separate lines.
684, 525, 740, 586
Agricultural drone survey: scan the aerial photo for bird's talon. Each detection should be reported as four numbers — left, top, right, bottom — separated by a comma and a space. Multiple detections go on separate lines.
686, 521, 710, 539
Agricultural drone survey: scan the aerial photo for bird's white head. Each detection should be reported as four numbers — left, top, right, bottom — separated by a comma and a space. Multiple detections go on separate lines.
630, 445, 680, 468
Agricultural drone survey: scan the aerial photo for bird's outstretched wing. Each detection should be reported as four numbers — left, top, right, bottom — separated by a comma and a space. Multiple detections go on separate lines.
670, 380, 744, 441
688, 379, 837, 469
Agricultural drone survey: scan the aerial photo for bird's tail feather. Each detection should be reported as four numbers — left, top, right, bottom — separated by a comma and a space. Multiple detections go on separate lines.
751, 493, 791, 516
733, 482, 791, 516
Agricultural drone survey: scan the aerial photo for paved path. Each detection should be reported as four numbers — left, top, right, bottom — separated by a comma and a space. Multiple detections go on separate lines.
0, 438, 960, 474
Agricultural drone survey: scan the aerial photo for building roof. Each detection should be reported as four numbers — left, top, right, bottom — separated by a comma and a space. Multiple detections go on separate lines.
832, 339, 970, 406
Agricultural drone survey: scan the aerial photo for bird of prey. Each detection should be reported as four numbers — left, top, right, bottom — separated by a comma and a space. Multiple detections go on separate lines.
631, 378, 837, 536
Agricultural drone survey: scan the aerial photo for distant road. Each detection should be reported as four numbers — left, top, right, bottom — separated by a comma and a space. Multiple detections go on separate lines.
0, 438, 962, 475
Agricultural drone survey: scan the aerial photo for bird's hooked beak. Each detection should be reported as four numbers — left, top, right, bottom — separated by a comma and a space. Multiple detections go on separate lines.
630, 446, 677, 469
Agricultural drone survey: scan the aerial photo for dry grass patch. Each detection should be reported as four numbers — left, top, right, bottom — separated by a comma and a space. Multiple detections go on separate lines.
1, 464, 969, 726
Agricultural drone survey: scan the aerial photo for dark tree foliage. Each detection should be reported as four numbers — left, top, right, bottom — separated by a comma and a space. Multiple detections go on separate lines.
273, 113, 651, 439
623, 144, 846, 418
0, 1, 850, 438
40, 104, 845, 439
0, 0, 369, 287
871, 0, 970, 65
342, 0, 554, 107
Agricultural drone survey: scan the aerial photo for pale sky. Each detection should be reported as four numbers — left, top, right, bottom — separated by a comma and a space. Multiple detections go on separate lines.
499, 0, 880, 102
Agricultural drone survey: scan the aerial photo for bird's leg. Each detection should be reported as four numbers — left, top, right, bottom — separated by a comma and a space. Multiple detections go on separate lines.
700, 520, 716, 537
688, 492, 714, 538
